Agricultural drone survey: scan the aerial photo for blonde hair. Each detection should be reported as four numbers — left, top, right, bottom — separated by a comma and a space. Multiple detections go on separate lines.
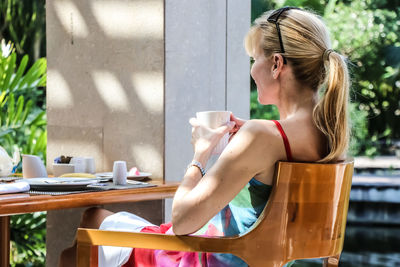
245, 8, 350, 162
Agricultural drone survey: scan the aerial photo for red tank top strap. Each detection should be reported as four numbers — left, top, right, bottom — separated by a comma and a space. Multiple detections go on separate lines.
271, 120, 293, 161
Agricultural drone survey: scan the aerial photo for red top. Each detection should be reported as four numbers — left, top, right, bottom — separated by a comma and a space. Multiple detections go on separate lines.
271, 120, 293, 161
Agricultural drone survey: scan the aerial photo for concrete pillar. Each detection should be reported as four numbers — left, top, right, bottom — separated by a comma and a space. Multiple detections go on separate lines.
45, 0, 250, 265
164, 0, 250, 221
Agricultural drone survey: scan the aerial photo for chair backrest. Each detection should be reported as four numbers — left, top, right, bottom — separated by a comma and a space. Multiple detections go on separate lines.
232, 160, 354, 267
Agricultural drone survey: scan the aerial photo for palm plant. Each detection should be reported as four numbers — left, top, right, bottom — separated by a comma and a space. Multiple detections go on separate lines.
0, 0, 46, 64
1, 40, 47, 266
0, 40, 46, 161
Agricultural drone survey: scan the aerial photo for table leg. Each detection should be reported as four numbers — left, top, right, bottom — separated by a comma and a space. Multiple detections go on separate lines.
0, 216, 10, 267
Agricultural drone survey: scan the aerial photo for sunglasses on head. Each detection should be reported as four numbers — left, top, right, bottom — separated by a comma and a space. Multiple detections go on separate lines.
267, 6, 300, 64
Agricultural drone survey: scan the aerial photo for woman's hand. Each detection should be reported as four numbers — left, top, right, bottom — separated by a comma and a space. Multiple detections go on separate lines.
189, 118, 235, 166
229, 113, 247, 141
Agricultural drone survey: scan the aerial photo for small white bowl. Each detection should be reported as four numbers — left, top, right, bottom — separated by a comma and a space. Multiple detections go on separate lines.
53, 163, 75, 177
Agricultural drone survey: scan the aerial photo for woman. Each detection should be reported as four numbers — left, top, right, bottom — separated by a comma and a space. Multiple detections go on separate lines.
59, 6, 350, 267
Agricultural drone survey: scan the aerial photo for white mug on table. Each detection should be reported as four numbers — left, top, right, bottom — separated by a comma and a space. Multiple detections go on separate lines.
196, 111, 232, 155
22, 154, 48, 178
84, 157, 96, 174
69, 157, 86, 173
113, 161, 127, 185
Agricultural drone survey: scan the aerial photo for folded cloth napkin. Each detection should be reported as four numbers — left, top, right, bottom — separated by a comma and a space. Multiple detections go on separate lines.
128, 167, 141, 176
0, 181, 30, 195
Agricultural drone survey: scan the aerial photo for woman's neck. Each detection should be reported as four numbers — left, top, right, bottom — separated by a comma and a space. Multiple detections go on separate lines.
276, 81, 317, 120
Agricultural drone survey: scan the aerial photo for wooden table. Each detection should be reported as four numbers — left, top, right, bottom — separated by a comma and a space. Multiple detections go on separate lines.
0, 180, 179, 266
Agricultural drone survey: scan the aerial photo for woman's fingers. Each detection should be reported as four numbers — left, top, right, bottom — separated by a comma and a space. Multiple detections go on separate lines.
216, 121, 235, 135
230, 113, 240, 122
230, 113, 246, 133
189, 117, 199, 127
190, 118, 235, 140
229, 124, 240, 133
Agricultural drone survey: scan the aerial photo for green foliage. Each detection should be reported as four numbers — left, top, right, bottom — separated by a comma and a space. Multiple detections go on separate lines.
10, 213, 46, 267
0, 0, 46, 64
325, 0, 400, 155
349, 103, 369, 156
0, 42, 47, 162
250, 91, 280, 120
0, 41, 47, 266
1, 1, 47, 265
251, 0, 274, 21
0, 93, 47, 160
283, 0, 325, 14
0, 41, 46, 101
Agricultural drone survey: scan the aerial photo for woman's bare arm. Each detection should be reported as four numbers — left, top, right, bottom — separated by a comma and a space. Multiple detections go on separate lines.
172, 120, 284, 235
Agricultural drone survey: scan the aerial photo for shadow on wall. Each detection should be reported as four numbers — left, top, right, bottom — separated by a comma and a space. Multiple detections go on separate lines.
46, 0, 164, 175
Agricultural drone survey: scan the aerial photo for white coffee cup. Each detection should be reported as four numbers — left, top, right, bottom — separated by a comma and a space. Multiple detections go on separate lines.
22, 154, 48, 178
70, 157, 85, 173
196, 111, 232, 154
84, 157, 96, 174
113, 161, 127, 185
53, 163, 75, 177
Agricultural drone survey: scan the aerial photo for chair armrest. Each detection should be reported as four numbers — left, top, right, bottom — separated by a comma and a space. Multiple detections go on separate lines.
76, 228, 238, 254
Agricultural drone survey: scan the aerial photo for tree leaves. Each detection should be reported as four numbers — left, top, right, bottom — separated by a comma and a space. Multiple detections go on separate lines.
1, 52, 16, 92
10, 212, 46, 266
0, 46, 47, 267
0, 45, 47, 161
9, 55, 28, 91
0, 0, 46, 64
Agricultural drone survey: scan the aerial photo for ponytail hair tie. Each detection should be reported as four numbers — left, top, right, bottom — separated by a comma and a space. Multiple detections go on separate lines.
323, 49, 334, 61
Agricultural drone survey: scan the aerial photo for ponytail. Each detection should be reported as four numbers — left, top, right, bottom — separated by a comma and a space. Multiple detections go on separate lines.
313, 51, 350, 162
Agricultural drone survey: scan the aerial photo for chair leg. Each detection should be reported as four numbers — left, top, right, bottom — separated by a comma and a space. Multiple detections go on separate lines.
323, 254, 340, 267
77, 243, 91, 267
90, 246, 98, 267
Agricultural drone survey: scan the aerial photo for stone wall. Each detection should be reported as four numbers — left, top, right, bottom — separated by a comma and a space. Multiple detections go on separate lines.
46, 0, 164, 266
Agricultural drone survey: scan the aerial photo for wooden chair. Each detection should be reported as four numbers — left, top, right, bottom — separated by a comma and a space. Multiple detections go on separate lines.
76, 160, 354, 267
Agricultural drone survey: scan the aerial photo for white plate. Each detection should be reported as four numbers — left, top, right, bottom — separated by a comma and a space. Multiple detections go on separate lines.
127, 172, 152, 181
22, 177, 100, 191
96, 172, 151, 181
96, 172, 113, 178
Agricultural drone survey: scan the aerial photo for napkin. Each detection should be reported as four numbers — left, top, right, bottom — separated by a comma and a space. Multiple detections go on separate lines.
128, 167, 141, 176
0, 181, 30, 195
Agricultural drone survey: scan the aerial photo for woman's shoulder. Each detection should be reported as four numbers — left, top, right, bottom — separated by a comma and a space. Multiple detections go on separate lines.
239, 119, 284, 144
240, 119, 279, 136
233, 119, 287, 160
234, 118, 327, 162
224, 119, 287, 181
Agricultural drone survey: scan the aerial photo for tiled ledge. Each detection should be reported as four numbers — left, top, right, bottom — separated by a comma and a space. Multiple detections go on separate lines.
355, 156, 400, 169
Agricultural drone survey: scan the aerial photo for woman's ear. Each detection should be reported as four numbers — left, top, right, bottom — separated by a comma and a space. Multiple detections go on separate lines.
271, 54, 284, 79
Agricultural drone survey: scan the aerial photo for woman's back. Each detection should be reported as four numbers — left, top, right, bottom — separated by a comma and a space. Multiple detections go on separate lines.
248, 115, 327, 186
